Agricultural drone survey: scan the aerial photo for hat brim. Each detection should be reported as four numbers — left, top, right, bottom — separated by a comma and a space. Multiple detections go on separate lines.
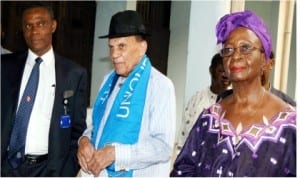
98, 32, 150, 39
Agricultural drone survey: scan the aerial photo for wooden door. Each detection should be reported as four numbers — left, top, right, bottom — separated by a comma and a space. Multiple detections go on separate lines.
137, 1, 171, 75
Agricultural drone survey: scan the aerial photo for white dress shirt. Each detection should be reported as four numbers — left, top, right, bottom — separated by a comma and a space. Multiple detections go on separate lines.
81, 67, 176, 177
18, 48, 56, 155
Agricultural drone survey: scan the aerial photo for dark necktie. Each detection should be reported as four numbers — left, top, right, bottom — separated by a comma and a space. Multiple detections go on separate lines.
7, 57, 43, 169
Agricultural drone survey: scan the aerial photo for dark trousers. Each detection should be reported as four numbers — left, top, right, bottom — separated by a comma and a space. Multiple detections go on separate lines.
1, 157, 49, 177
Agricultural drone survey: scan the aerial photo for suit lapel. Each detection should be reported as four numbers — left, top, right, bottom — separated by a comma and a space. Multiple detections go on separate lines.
10, 52, 28, 119
48, 54, 67, 165
50, 54, 67, 131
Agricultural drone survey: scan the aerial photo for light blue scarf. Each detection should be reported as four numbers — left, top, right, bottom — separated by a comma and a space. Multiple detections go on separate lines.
91, 55, 151, 177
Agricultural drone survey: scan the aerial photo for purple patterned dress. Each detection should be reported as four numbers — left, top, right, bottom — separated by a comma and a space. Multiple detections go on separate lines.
171, 103, 296, 177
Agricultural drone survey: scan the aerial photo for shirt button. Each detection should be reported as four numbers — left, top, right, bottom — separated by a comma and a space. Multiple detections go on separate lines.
120, 166, 126, 171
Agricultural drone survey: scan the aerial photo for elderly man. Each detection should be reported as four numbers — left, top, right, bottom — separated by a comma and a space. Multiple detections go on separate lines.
77, 10, 176, 177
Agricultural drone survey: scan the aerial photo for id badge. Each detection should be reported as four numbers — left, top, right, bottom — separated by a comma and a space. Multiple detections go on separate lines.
60, 115, 71, 128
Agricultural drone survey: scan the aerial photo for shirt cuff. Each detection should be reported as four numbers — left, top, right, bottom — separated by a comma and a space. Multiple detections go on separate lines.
114, 143, 131, 171
77, 127, 92, 145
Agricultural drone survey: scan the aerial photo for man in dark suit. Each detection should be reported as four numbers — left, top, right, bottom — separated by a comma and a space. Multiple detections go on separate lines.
1, 2, 87, 176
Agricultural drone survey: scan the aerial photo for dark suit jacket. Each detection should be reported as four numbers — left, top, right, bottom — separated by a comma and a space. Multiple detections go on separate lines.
1, 51, 87, 176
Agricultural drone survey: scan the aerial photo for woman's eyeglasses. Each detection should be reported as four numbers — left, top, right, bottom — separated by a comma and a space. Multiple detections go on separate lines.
220, 44, 264, 57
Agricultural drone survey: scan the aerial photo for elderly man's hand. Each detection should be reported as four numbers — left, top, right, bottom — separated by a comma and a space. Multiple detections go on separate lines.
77, 136, 95, 174
87, 145, 116, 176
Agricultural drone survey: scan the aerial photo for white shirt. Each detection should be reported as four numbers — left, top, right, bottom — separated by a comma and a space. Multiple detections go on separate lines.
82, 67, 176, 177
177, 86, 217, 150
18, 48, 56, 155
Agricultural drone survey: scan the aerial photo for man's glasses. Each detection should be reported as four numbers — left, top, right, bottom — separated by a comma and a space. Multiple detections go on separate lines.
220, 44, 264, 57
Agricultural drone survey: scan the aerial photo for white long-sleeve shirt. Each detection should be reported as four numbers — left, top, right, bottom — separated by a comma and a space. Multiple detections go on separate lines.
176, 86, 217, 151
20, 48, 56, 155
82, 67, 176, 177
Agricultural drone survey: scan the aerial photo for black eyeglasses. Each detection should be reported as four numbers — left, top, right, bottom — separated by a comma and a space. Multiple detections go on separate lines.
220, 44, 264, 57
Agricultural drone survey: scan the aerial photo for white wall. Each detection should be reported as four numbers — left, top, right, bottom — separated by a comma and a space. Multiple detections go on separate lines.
167, 1, 191, 141
90, 1, 127, 106
168, 1, 230, 138
185, 1, 229, 105
245, 1, 296, 100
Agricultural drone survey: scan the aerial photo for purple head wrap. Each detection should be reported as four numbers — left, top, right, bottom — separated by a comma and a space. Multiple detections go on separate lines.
216, 10, 272, 60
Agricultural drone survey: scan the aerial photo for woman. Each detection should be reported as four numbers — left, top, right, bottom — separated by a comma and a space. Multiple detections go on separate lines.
170, 10, 296, 177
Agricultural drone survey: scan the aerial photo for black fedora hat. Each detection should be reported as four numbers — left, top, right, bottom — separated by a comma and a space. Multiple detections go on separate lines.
99, 10, 149, 39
